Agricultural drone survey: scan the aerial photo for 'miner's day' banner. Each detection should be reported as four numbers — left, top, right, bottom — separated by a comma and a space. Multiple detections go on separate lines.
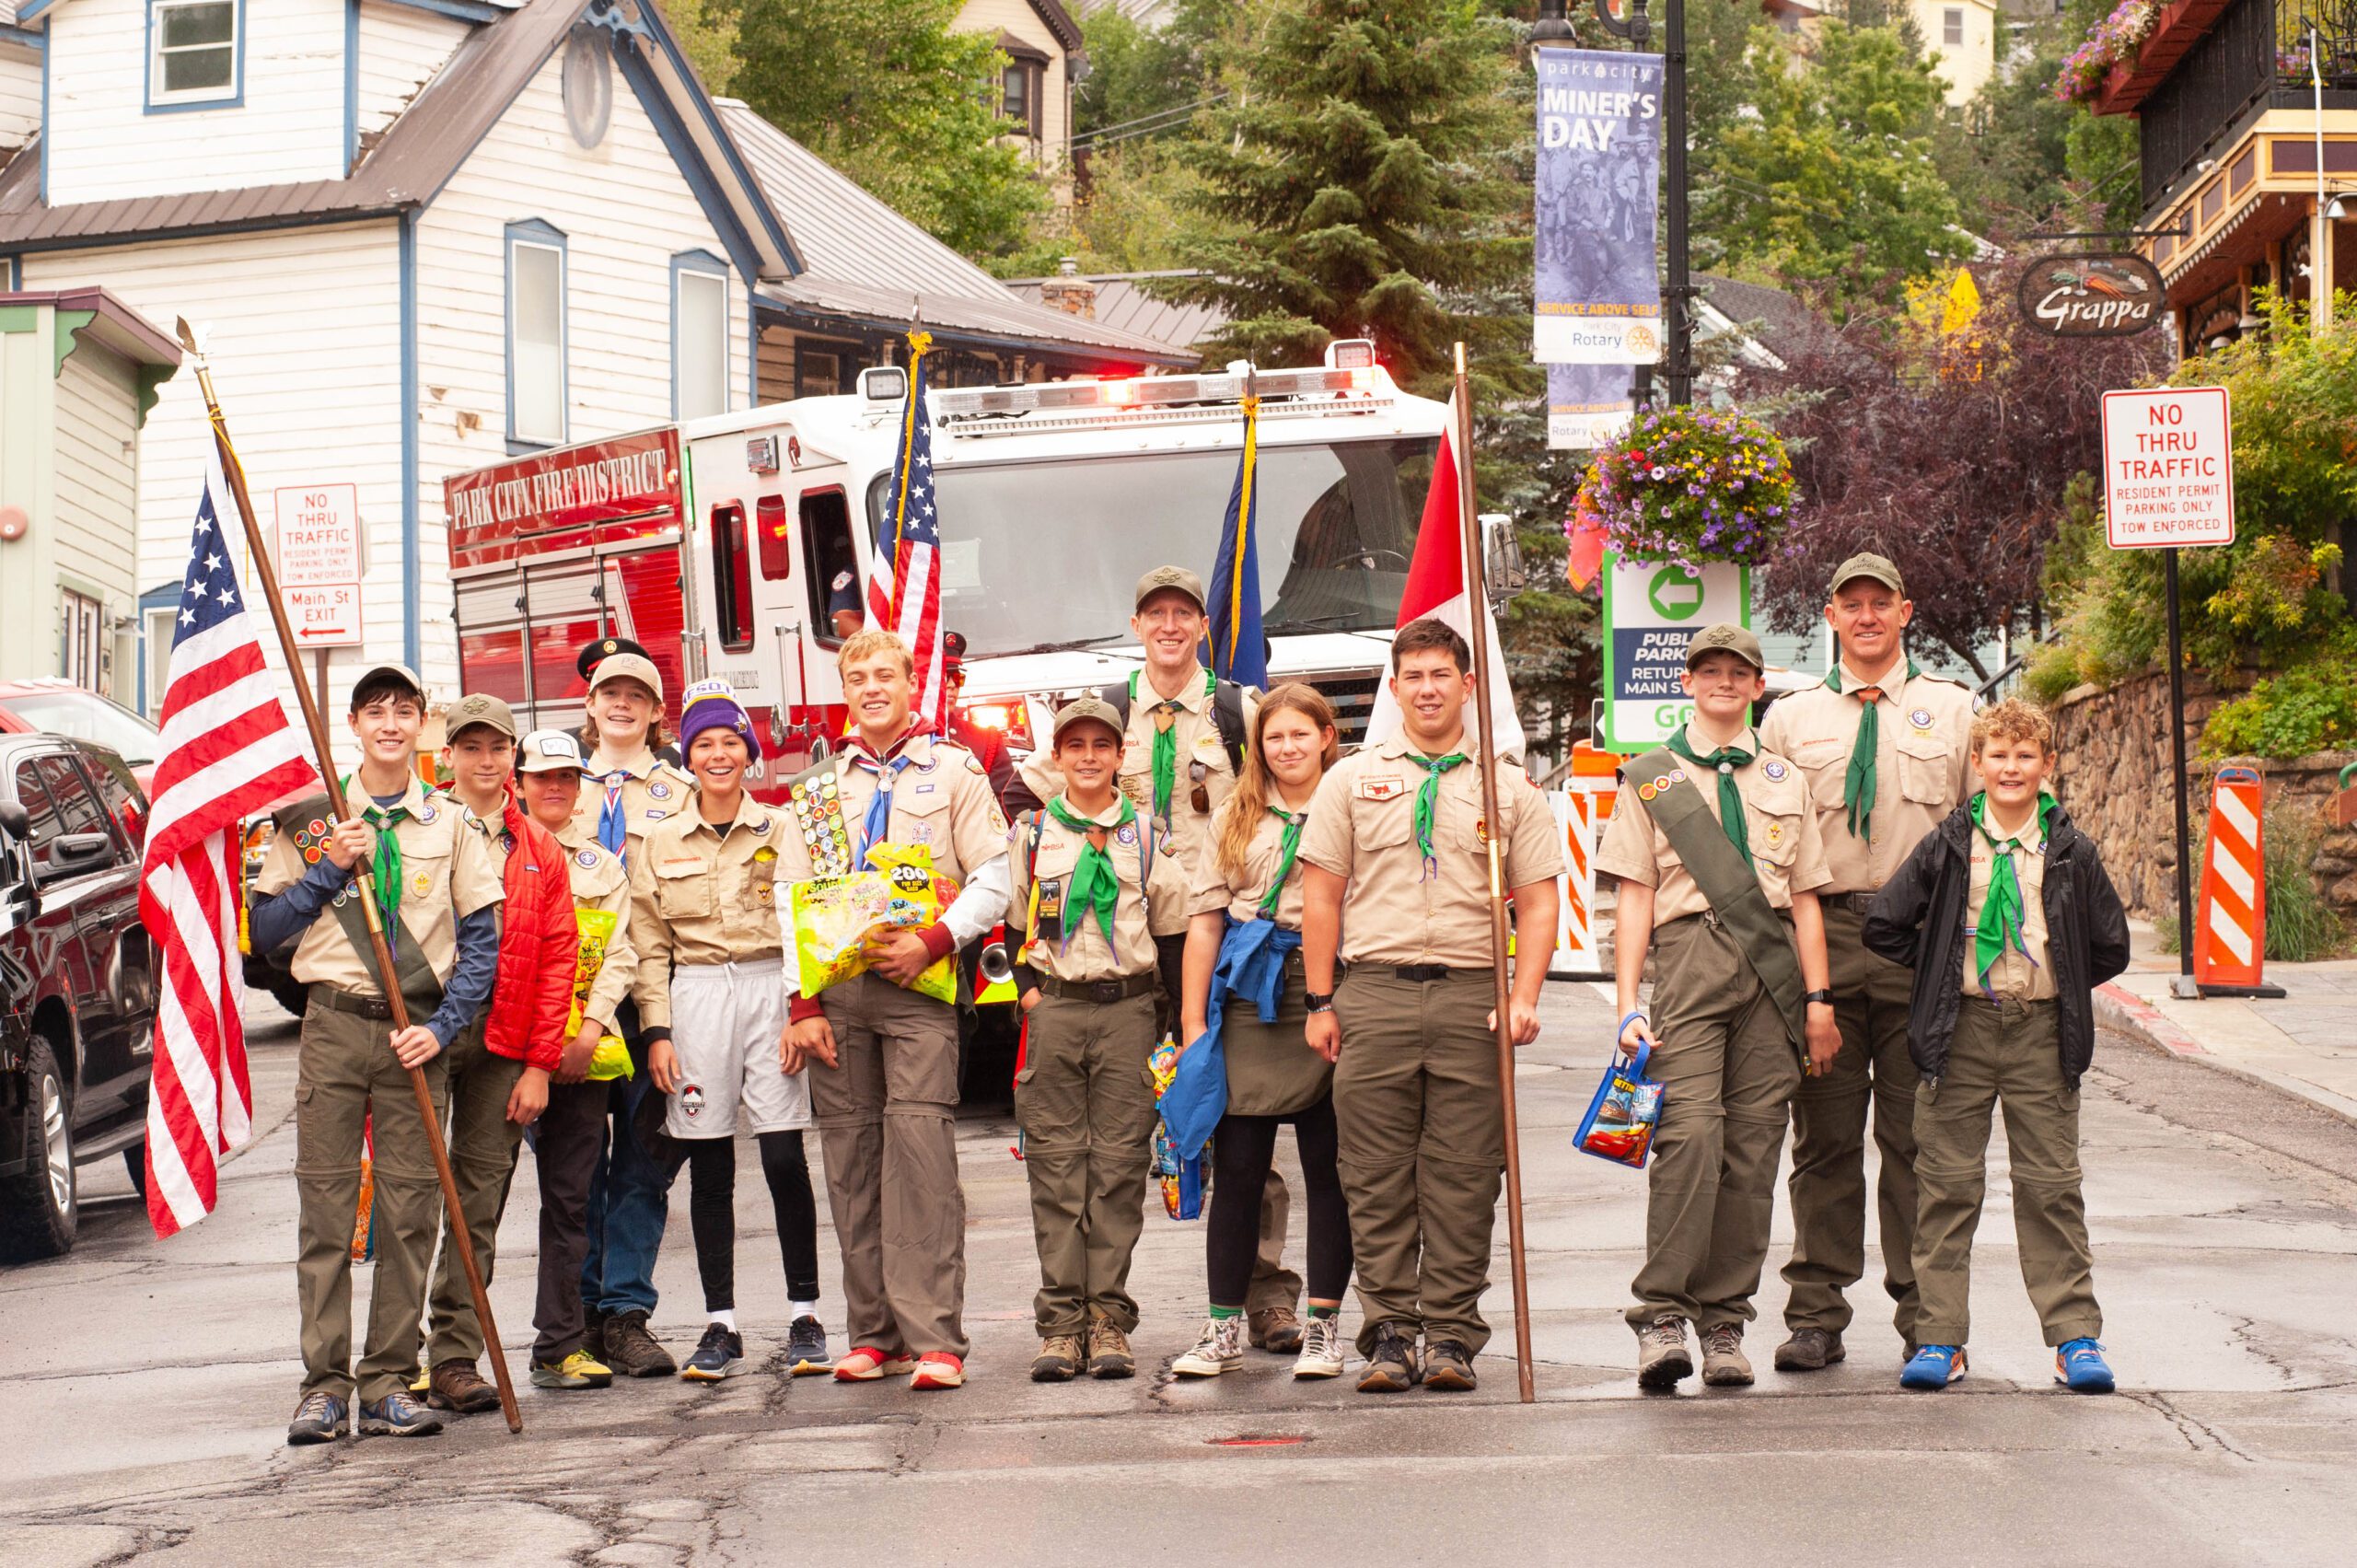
1535, 46, 1663, 366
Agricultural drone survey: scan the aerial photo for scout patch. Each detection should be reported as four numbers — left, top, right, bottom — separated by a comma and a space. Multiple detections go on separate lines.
575, 849, 598, 868
649, 782, 672, 799
1476, 817, 1492, 844
753, 845, 777, 864
1762, 761, 1787, 782
754, 881, 775, 906
909, 822, 933, 844
1116, 822, 1139, 846
1357, 777, 1406, 802
1910, 708, 1933, 730
411, 872, 432, 896
914, 782, 936, 795
499, 830, 517, 854
419, 805, 438, 823
1765, 821, 1784, 848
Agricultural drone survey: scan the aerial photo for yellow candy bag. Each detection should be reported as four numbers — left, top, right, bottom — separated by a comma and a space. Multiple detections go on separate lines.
789, 842, 960, 1005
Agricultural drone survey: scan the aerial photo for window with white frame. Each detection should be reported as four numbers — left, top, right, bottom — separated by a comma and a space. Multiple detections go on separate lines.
508, 224, 567, 446
674, 259, 729, 421
1943, 6, 1965, 46
149, 0, 239, 107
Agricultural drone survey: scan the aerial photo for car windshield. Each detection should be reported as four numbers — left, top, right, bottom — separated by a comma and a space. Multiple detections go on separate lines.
4, 691, 162, 765
866, 436, 1440, 658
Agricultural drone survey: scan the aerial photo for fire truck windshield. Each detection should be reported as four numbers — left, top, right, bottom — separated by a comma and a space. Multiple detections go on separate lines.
865, 435, 1440, 658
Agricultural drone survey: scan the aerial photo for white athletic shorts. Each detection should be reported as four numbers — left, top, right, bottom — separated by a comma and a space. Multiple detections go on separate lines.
664, 958, 812, 1139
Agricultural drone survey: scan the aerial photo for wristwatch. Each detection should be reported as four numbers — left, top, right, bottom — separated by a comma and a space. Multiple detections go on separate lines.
1803, 989, 1834, 1006
1305, 991, 1335, 1014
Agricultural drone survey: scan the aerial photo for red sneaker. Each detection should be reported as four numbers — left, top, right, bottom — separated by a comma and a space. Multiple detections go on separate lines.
910, 1353, 966, 1390
833, 1346, 917, 1382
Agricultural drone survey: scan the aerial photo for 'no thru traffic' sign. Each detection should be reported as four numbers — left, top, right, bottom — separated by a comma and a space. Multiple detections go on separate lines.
2100, 386, 2234, 549
272, 483, 364, 646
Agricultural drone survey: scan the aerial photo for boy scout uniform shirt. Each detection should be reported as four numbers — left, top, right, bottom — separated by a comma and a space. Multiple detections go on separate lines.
626, 790, 784, 1031
1299, 736, 1565, 967
1012, 794, 1186, 981
1596, 725, 1834, 921
1190, 804, 1310, 929
775, 734, 1008, 891
1962, 811, 2055, 1001
1758, 665, 1973, 894
571, 744, 698, 854
556, 819, 637, 1032
256, 778, 505, 993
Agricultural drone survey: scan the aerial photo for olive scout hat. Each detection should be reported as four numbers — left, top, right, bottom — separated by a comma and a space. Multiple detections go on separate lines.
1051, 694, 1126, 746
352, 662, 427, 709
1134, 564, 1207, 612
588, 652, 665, 703
1685, 621, 1765, 672
517, 728, 586, 774
1829, 552, 1905, 598
446, 691, 517, 742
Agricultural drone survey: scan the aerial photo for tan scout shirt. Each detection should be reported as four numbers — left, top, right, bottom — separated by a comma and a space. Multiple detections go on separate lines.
1190, 800, 1315, 929
1010, 794, 1186, 981
1299, 734, 1565, 968
1758, 662, 1974, 894
1962, 807, 2055, 1000
1018, 668, 1257, 937
1596, 724, 1833, 923
776, 732, 1007, 889
256, 778, 504, 993
627, 789, 785, 1029
570, 744, 699, 861
555, 819, 637, 1034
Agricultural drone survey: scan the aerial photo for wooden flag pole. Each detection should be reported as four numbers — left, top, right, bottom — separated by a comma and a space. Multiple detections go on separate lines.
1452, 343, 1537, 1405
175, 321, 523, 1435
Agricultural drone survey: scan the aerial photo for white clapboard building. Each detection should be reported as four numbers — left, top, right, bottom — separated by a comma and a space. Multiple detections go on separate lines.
0, 0, 1175, 743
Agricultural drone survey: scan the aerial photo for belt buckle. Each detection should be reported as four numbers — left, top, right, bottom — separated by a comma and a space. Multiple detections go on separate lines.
1090, 980, 1124, 1005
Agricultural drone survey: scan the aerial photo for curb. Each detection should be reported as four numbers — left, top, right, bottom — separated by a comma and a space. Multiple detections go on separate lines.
2093, 982, 2207, 1057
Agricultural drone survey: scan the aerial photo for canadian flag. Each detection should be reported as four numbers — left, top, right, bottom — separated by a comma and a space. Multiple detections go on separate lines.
1364, 397, 1527, 758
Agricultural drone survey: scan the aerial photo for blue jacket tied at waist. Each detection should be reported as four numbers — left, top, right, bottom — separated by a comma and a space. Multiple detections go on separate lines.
1159, 916, 1303, 1164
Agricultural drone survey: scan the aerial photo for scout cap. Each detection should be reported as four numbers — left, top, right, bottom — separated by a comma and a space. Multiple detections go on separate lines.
352, 662, 427, 710
517, 727, 586, 774
1051, 694, 1125, 746
589, 652, 664, 703
1829, 552, 1905, 598
1134, 564, 1206, 612
575, 635, 654, 682
446, 691, 517, 741
1684, 622, 1764, 672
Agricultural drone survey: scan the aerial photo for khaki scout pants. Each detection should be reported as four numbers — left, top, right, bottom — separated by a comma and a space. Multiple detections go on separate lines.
812, 973, 970, 1358
1782, 903, 1922, 1342
424, 1020, 526, 1369
295, 999, 449, 1404
1016, 992, 1160, 1335
1628, 915, 1803, 1331
1331, 970, 1503, 1356
1912, 997, 2102, 1347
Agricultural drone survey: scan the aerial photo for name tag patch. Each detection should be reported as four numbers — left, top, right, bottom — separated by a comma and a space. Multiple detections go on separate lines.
915, 782, 935, 794
1357, 777, 1406, 802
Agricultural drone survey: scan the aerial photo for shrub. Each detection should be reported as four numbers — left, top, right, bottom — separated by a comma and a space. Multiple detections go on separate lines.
2200, 665, 2357, 760
2261, 806, 2345, 962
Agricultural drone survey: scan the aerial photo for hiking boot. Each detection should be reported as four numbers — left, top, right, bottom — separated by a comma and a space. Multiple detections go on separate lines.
1249, 1305, 1304, 1353
1087, 1314, 1136, 1379
1172, 1316, 1246, 1377
286, 1390, 347, 1446
2055, 1339, 2116, 1394
530, 1350, 614, 1390
1636, 1316, 1694, 1390
425, 1359, 502, 1413
835, 1345, 919, 1382
1031, 1333, 1085, 1383
356, 1390, 443, 1437
1701, 1325, 1753, 1388
680, 1322, 744, 1381
1356, 1324, 1421, 1393
1292, 1314, 1347, 1380
601, 1309, 676, 1378
785, 1315, 833, 1376
1773, 1328, 1846, 1372
910, 1353, 966, 1390
1901, 1344, 1967, 1389
1422, 1340, 1478, 1391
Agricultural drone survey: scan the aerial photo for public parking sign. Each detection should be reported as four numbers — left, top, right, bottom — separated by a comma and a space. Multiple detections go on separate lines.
1600, 551, 1749, 751
2100, 386, 2235, 549
272, 483, 365, 646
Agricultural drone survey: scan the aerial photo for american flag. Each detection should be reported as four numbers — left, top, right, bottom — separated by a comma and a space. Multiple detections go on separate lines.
882, 331, 947, 728
138, 439, 319, 1237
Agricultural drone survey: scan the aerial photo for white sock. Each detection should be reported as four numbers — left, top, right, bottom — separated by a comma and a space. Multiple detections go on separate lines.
790, 1300, 819, 1322
709, 1309, 737, 1332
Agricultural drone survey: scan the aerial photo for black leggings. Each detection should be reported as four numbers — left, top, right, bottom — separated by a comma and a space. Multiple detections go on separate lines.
1206, 1097, 1351, 1307
683, 1131, 821, 1314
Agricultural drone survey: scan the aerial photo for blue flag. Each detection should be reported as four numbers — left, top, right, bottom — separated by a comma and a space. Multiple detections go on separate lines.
1205, 395, 1268, 690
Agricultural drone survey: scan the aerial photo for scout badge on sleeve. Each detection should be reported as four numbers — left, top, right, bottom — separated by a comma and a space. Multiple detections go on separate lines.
790, 770, 855, 877
1575, 1041, 1665, 1169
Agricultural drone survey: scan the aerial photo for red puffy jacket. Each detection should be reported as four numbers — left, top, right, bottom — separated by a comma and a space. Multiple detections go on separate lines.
484, 796, 577, 1072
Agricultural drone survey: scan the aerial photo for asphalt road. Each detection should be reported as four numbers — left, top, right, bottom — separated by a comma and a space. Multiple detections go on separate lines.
5, 980, 2356, 1566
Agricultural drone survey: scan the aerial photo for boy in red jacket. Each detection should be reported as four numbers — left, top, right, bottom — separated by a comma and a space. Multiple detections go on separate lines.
410, 693, 578, 1412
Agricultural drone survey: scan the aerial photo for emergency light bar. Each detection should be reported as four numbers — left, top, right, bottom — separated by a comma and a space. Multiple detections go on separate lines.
923, 339, 1387, 421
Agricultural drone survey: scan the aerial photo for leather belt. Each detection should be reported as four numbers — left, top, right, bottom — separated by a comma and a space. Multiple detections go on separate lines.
1819, 890, 1880, 915
1036, 972, 1159, 1004
311, 985, 393, 1019
1387, 964, 1477, 983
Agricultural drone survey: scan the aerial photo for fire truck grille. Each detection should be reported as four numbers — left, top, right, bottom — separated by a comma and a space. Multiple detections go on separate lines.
1308, 674, 1382, 746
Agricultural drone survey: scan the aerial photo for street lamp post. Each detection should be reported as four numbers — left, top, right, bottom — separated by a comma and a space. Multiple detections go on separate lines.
1532, 0, 1695, 409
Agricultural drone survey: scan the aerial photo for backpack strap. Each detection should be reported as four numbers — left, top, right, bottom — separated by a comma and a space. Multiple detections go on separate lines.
1212, 679, 1248, 777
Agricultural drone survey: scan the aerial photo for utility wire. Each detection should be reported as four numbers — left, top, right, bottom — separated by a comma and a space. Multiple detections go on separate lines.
1069, 90, 1231, 150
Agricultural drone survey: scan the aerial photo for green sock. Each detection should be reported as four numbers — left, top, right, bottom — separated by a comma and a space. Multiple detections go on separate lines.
1306, 1305, 1339, 1319
1209, 1305, 1243, 1319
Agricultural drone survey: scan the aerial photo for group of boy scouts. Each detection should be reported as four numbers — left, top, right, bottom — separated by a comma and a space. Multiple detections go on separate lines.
249, 548, 2128, 1446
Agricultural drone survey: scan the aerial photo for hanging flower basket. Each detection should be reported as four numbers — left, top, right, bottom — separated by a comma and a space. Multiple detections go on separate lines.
1570, 403, 1796, 573
2052, 0, 2162, 105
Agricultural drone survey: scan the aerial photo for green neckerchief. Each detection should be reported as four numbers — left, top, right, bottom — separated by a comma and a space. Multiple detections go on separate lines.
1665, 727, 1756, 865
1132, 667, 1216, 821
344, 776, 412, 935
1258, 803, 1307, 918
1970, 791, 2051, 988
1407, 749, 1469, 876
1825, 658, 1921, 839
1048, 794, 1137, 947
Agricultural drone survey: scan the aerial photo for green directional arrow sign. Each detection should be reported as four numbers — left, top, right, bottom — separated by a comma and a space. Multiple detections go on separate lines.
1647, 565, 1706, 621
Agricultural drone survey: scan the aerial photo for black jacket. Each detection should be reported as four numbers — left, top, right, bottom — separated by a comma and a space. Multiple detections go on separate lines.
1862, 798, 2131, 1088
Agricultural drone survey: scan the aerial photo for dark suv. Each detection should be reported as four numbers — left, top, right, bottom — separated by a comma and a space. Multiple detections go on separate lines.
0, 735, 156, 1260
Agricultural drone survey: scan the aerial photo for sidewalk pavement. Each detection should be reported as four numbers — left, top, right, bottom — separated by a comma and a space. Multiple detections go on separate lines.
2097, 919, 2357, 1124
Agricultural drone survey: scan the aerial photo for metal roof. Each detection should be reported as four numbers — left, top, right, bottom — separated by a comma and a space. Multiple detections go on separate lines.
1003, 271, 1227, 356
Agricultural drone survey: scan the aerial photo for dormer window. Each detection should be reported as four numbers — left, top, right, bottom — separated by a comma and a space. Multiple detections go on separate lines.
148, 0, 241, 110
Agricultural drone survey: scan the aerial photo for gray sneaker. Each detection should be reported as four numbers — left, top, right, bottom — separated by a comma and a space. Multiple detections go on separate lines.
286, 1390, 347, 1446
1773, 1327, 1845, 1372
1636, 1316, 1693, 1389
785, 1314, 833, 1376
1701, 1324, 1754, 1387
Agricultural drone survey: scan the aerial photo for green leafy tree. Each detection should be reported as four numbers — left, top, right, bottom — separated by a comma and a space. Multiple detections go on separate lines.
663, 0, 743, 97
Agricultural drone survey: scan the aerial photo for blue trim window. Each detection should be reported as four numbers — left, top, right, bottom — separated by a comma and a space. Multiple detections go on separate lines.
506, 219, 567, 449
146, 0, 242, 112
671, 250, 729, 422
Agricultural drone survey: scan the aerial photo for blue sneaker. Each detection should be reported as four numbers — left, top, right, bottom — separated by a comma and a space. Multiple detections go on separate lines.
286, 1389, 347, 1446
680, 1321, 744, 1381
356, 1389, 444, 1436
2055, 1339, 2115, 1393
1900, 1344, 1967, 1389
